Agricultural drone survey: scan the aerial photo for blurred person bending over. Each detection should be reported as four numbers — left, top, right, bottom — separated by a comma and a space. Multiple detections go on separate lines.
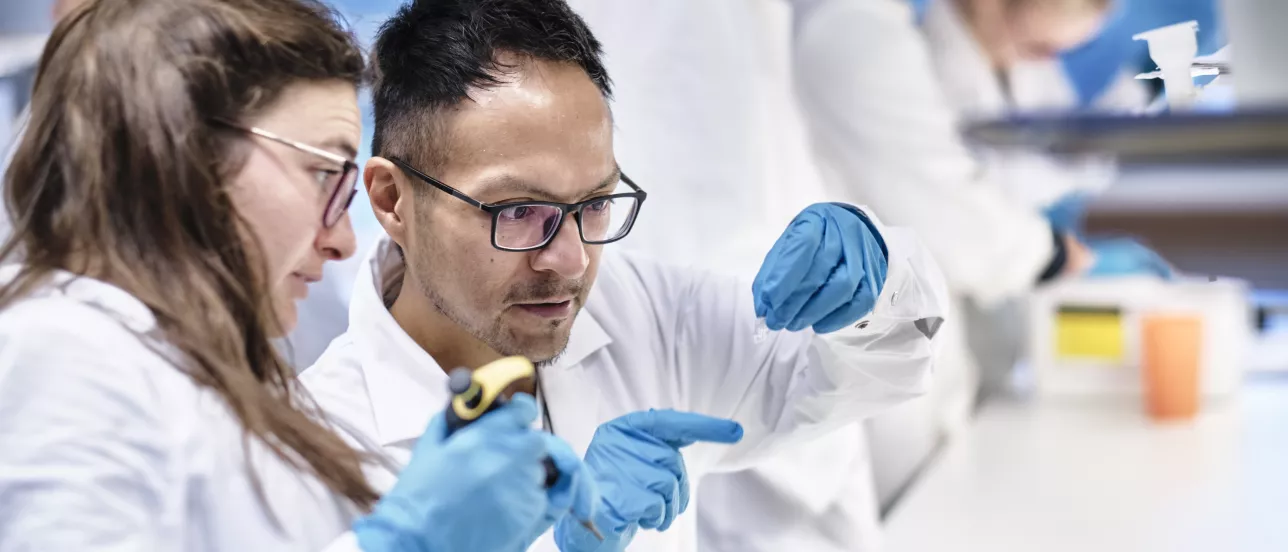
915, 0, 1174, 393
0, 1, 594, 550
302, 0, 950, 551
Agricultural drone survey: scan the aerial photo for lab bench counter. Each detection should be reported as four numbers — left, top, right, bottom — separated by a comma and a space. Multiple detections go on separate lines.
882, 377, 1288, 552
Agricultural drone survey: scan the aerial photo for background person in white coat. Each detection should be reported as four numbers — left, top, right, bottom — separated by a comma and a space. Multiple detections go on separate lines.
301, 1, 950, 551
915, 0, 1175, 397
0, 1, 594, 550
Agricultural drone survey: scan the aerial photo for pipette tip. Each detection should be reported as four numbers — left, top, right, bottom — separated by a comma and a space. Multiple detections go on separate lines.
582, 519, 605, 541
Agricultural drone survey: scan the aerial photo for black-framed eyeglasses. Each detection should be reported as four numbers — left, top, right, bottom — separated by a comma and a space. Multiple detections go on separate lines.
214, 121, 359, 228
389, 157, 647, 252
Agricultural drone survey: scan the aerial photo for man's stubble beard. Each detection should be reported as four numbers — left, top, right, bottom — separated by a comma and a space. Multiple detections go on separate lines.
411, 246, 577, 363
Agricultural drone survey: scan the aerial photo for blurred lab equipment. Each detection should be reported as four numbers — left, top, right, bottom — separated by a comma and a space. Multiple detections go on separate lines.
1133, 20, 1202, 110
1061, 0, 1225, 106
965, 0, 1288, 163
1027, 276, 1251, 401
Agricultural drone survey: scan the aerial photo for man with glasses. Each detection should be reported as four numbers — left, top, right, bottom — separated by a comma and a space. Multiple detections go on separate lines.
303, 1, 948, 550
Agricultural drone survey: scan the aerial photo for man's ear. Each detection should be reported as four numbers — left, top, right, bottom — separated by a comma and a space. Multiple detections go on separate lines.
365, 157, 410, 248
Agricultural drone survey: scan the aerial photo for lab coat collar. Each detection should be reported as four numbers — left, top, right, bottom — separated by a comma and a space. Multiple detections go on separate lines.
347, 235, 612, 447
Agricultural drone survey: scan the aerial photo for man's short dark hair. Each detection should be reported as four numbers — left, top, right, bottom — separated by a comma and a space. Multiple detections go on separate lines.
371, 0, 612, 174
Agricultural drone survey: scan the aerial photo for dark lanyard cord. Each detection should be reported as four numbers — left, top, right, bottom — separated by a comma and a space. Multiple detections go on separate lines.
534, 363, 556, 435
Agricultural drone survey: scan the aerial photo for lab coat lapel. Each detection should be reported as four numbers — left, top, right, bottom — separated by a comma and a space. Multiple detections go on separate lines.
542, 308, 613, 454
349, 238, 450, 448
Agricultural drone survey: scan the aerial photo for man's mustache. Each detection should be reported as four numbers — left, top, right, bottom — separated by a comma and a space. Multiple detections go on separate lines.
505, 278, 587, 304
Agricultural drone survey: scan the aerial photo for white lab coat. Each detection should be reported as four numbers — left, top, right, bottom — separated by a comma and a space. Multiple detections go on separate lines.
561, 1, 897, 550
302, 223, 949, 552
915, 0, 1151, 401
0, 267, 365, 551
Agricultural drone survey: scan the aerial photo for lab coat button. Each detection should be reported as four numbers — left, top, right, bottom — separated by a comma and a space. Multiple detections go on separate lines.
891, 291, 900, 305
856, 320, 870, 329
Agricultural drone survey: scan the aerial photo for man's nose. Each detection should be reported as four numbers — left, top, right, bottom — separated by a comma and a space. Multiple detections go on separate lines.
530, 215, 589, 280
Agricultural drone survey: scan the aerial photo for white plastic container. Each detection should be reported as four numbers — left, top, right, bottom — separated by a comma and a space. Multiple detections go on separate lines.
1028, 276, 1252, 399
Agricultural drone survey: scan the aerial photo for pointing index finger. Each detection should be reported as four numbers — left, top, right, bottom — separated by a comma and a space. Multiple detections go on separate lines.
624, 409, 744, 448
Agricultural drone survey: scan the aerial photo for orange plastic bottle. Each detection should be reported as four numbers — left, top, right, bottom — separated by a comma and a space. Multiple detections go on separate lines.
1141, 314, 1203, 421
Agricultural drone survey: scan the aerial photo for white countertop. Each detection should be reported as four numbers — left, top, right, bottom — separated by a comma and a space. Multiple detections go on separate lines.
883, 378, 1288, 552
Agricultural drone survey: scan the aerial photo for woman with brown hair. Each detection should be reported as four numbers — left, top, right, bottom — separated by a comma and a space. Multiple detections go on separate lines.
0, 1, 593, 550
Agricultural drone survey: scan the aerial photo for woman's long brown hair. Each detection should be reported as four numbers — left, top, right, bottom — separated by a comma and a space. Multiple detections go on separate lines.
1, 0, 378, 509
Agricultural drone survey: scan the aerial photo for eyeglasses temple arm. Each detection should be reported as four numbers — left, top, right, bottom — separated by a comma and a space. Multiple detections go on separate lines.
389, 157, 487, 210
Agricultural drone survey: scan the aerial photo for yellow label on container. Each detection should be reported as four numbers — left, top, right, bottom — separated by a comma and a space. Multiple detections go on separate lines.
1054, 308, 1124, 362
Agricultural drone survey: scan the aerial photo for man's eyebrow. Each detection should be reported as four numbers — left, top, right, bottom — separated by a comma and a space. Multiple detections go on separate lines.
587, 167, 624, 196
476, 167, 624, 202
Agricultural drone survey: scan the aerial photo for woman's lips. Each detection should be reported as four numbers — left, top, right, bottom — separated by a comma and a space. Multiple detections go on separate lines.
289, 272, 320, 298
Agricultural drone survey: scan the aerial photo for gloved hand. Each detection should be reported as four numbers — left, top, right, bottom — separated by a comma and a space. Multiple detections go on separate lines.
554, 410, 745, 551
354, 394, 595, 552
753, 203, 888, 334
1087, 237, 1175, 279
524, 433, 599, 546
1043, 192, 1090, 236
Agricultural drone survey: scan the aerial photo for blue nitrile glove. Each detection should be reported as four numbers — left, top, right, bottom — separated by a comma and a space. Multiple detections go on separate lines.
1087, 237, 1175, 279
1043, 192, 1091, 237
753, 203, 888, 334
554, 410, 745, 551
354, 394, 593, 552
524, 433, 600, 546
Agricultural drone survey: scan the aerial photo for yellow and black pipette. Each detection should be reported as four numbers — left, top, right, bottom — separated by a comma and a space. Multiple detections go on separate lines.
443, 356, 604, 541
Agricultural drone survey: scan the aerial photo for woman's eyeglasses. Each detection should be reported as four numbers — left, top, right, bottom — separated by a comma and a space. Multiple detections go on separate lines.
214, 121, 359, 228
